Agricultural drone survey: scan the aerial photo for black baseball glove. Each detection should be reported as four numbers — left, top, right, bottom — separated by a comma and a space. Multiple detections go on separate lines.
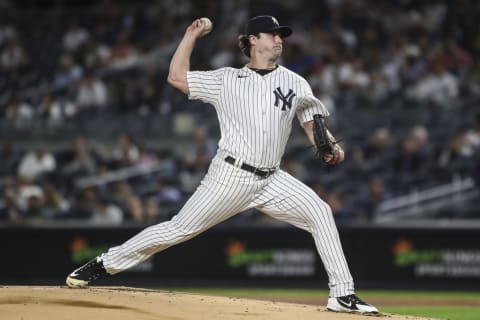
312, 114, 342, 166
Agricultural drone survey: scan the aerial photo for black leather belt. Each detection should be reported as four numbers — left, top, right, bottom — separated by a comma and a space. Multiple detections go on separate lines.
225, 156, 276, 178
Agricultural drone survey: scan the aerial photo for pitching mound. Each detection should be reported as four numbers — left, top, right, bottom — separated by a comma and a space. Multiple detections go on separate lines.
0, 286, 432, 320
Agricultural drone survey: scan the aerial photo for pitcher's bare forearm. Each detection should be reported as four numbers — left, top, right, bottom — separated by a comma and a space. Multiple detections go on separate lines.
167, 34, 196, 94
168, 19, 212, 94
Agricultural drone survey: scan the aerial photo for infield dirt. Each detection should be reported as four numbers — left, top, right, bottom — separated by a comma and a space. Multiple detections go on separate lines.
0, 286, 436, 320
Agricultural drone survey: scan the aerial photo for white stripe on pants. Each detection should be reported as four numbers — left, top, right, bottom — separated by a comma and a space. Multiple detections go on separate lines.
103, 154, 354, 297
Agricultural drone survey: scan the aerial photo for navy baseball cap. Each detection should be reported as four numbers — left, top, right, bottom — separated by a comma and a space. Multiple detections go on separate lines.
245, 15, 292, 38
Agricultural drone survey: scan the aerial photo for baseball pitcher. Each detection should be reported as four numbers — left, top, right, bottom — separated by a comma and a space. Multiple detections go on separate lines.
66, 15, 378, 314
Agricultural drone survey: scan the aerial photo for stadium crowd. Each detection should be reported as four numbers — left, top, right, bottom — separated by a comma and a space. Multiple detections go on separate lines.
1, 0, 479, 224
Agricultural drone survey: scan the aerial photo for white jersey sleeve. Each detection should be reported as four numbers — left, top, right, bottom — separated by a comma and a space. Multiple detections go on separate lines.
187, 68, 226, 105
296, 79, 329, 124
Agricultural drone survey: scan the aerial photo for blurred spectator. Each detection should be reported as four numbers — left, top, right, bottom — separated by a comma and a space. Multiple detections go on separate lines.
0, 191, 21, 222
348, 146, 369, 173
378, 51, 401, 95
359, 178, 392, 221
284, 42, 316, 75
438, 128, 475, 176
62, 21, 90, 52
37, 93, 77, 125
144, 197, 162, 223
124, 196, 163, 223
210, 40, 236, 69
0, 40, 29, 71
136, 145, 159, 169
138, 81, 161, 115
431, 40, 472, 76
364, 127, 394, 158
23, 192, 46, 220
368, 72, 390, 102
108, 32, 139, 69
156, 178, 181, 204
110, 180, 136, 210
313, 88, 336, 127
63, 136, 98, 177
180, 146, 211, 193
114, 75, 143, 112
52, 53, 83, 91
183, 127, 217, 165
156, 148, 178, 175
410, 64, 459, 107
42, 183, 69, 218
90, 196, 123, 225
465, 113, 480, 152
17, 148, 56, 180
180, 127, 216, 192
112, 132, 140, 166
399, 44, 426, 86
5, 97, 34, 127
465, 58, 480, 95
362, 127, 395, 172
62, 188, 96, 220
0, 22, 17, 47
83, 39, 111, 69
337, 57, 370, 92
392, 126, 432, 190
0, 178, 21, 222
308, 56, 338, 98
14, 176, 43, 214
0, 140, 22, 177
75, 71, 109, 110
326, 191, 352, 222
124, 195, 144, 222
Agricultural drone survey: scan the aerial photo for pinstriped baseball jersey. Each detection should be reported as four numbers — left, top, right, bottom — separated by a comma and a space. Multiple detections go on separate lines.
101, 66, 355, 298
67, 14, 366, 302
187, 65, 329, 168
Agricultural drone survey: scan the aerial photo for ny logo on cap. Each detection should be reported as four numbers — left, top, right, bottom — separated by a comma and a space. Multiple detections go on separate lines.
271, 17, 279, 26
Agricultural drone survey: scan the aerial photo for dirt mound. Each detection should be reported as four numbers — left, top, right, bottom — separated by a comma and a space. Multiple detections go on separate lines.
0, 286, 433, 320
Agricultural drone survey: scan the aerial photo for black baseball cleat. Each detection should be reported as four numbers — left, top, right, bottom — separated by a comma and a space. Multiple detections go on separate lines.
327, 294, 379, 314
66, 255, 107, 288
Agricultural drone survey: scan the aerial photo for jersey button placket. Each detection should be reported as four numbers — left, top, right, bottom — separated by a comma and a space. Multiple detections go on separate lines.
261, 81, 267, 116
261, 82, 267, 135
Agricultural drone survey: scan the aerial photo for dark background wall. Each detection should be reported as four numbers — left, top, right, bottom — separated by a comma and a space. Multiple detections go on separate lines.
3, 223, 479, 290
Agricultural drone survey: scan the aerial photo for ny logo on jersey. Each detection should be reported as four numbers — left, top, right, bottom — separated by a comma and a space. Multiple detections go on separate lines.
273, 87, 296, 111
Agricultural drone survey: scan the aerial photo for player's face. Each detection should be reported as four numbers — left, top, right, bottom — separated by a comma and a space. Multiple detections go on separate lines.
254, 31, 283, 60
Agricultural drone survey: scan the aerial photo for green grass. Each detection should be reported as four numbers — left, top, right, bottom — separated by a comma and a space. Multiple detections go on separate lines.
163, 288, 480, 320
381, 306, 480, 320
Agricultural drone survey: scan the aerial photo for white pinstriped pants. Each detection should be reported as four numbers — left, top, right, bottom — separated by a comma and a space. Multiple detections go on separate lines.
103, 153, 354, 297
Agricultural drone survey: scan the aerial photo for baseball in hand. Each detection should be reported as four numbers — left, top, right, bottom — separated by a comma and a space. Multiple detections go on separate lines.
200, 17, 213, 33
324, 154, 334, 162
